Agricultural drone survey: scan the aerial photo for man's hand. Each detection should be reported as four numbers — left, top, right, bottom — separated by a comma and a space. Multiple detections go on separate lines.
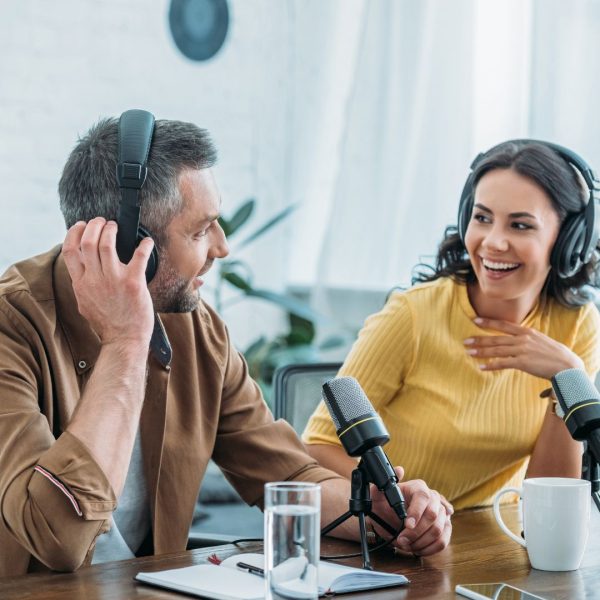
63, 218, 156, 497
370, 467, 453, 556
62, 218, 155, 347
464, 317, 585, 380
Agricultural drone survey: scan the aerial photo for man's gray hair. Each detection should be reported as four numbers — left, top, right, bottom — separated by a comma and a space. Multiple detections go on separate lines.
58, 117, 217, 244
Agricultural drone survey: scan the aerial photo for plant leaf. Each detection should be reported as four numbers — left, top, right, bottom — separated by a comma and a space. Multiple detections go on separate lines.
285, 314, 315, 345
244, 336, 269, 360
246, 289, 327, 323
285, 330, 312, 346
318, 335, 347, 350
218, 216, 231, 237
236, 205, 297, 249
223, 271, 252, 291
219, 259, 253, 279
227, 199, 255, 237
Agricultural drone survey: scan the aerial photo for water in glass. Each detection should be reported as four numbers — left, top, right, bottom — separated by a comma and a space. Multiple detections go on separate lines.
265, 503, 320, 599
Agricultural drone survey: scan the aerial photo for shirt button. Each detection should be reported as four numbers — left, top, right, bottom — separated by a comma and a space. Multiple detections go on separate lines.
78, 360, 87, 369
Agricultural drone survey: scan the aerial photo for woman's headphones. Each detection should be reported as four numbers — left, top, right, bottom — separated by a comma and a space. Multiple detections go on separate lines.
457, 139, 600, 279
115, 109, 159, 283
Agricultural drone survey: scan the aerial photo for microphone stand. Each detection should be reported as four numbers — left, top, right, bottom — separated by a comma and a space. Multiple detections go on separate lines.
582, 444, 600, 513
320, 459, 401, 570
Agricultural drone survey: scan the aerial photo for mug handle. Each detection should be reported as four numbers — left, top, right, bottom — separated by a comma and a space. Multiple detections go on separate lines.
493, 487, 526, 547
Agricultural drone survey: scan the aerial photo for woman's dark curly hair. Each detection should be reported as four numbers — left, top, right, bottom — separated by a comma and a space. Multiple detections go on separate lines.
412, 141, 600, 308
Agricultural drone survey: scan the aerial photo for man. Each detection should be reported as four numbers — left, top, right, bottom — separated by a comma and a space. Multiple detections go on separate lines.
0, 116, 452, 576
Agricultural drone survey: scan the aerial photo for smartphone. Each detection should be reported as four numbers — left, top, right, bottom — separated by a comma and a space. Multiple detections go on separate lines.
455, 582, 548, 600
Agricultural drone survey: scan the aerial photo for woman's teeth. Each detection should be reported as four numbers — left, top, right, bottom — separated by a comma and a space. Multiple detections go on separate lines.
482, 258, 520, 271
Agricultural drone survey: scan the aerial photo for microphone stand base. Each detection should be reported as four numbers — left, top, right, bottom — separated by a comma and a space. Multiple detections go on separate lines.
320, 466, 401, 570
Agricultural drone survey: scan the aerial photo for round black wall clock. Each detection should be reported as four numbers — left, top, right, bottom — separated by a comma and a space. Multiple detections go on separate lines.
169, 0, 229, 62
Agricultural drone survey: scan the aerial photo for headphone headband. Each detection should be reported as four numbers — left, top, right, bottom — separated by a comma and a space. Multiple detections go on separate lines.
115, 109, 171, 367
115, 109, 157, 281
457, 139, 600, 279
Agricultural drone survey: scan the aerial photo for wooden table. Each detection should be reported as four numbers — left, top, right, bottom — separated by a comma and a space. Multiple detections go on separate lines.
2, 505, 599, 599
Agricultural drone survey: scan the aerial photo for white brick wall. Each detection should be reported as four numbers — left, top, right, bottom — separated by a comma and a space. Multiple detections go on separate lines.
0, 0, 313, 347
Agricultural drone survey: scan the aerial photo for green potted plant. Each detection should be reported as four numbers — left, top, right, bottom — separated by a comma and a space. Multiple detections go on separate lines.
210, 199, 348, 402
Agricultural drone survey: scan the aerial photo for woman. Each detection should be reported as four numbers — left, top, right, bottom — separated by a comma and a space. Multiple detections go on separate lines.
303, 140, 600, 511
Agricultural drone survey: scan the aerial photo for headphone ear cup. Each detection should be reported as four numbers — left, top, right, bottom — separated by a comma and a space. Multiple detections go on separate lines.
137, 225, 159, 283
458, 194, 472, 243
552, 213, 586, 279
457, 172, 477, 244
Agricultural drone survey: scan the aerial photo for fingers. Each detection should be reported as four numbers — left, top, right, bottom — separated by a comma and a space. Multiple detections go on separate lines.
439, 494, 454, 516
394, 480, 452, 556
473, 317, 524, 335
79, 217, 108, 275
63, 218, 149, 279
398, 480, 441, 537
62, 221, 86, 280
407, 505, 448, 552
466, 344, 520, 359
464, 325, 534, 367
371, 476, 451, 555
61, 218, 155, 345
98, 221, 119, 277
464, 334, 516, 348
393, 465, 405, 482
128, 236, 155, 279
479, 357, 519, 371
412, 514, 452, 556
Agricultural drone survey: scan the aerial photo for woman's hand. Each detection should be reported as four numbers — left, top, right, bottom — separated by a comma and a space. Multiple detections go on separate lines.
464, 317, 584, 380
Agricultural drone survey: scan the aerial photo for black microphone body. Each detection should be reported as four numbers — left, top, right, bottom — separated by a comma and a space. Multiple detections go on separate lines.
361, 446, 408, 520
322, 377, 407, 520
551, 368, 600, 463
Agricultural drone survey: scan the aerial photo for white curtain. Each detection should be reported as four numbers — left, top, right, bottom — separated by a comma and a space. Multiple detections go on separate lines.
287, 0, 533, 303
282, 0, 600, 337
529, 0, 600, 168
313, 0, 478, 292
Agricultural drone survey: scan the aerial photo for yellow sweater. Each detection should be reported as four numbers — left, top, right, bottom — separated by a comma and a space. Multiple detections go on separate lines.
303, 277, 600, 509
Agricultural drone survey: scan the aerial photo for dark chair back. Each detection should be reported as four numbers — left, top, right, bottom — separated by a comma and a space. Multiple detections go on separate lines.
272, 362, 342, 434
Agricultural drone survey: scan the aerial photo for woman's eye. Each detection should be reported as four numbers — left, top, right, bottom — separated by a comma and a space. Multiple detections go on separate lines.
512, 222, 533, 230
472, 213, 490, 224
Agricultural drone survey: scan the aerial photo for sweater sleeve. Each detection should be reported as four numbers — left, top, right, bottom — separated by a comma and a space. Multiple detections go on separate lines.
302, 291, 415, 446
0, 300, 115, 573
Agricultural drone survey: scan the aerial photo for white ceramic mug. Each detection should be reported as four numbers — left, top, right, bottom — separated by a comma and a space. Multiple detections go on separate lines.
493, 477, 591, 571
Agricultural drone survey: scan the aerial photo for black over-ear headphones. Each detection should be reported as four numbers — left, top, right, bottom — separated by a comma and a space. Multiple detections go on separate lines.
457, 139, 600, 279
116, 109, 159, 282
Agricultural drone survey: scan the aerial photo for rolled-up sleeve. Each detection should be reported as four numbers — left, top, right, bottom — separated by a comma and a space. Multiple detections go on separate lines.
0, 301, 115, 572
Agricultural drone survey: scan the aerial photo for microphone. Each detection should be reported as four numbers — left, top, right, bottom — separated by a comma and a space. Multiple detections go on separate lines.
322, 377, 407, 520
551, 368, 600, 462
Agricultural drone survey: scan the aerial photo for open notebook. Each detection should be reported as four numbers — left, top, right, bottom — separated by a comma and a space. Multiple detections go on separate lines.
136, 552, 409, 599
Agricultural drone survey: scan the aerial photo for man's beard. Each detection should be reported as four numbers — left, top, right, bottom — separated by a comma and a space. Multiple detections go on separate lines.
149, 257, 200, 313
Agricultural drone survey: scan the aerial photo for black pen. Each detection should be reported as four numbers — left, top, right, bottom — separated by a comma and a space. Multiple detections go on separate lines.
236, 561, 265, 578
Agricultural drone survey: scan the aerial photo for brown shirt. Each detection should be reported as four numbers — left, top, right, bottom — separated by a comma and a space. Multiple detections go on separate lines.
0, 246, 338, 577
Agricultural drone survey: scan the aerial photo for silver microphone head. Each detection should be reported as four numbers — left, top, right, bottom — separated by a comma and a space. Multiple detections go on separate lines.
552, 368, 599, 418
321, 376, 374, 430
322, 376, 391, 456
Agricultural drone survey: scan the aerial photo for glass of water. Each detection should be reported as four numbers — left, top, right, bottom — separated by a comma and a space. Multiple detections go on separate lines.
264, 481, 321, 600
